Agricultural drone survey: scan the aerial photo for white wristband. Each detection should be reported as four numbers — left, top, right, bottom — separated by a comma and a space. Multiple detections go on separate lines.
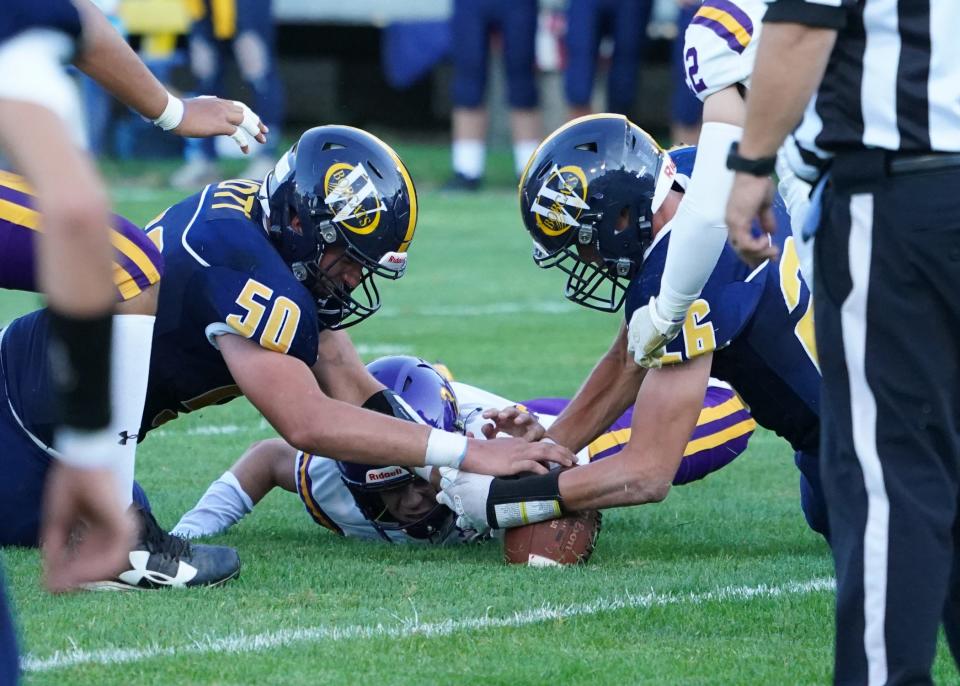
55, 427, 118, 469
152, 92, 185, 131
425, 428, 468, 468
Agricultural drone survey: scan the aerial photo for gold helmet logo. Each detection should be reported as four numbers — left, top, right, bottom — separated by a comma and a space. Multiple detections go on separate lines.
323, 162, 388, 235
531, 164, 590, 237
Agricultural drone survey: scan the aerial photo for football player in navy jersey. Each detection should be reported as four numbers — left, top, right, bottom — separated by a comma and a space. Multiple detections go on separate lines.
436, 114, 827, 540
172, 356, 753, 545
0, 2, 270, 679
0, 127, 574, 578
0, 0, 268, 588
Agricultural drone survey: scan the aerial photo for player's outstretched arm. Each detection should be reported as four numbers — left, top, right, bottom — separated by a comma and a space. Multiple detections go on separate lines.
173, 439, 297, 539
546, 324, 646, 453
630, 88, 747, 367
218, 334, 574, 475
436, 354, 712, 531
70, 0, 267, 152
557, 354, 712, 510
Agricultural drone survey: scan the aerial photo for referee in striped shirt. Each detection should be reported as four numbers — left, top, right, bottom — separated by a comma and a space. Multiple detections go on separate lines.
725, 1, 960, 683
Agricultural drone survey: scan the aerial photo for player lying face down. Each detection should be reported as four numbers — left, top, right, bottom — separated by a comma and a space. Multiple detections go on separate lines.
172, 356, 754, 544
436, 115, 827, 539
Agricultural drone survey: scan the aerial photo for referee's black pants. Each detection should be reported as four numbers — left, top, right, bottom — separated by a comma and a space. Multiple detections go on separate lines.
815, 152, 960, 685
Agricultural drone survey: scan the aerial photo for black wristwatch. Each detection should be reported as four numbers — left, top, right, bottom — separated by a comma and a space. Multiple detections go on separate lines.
726, 142, 776, 176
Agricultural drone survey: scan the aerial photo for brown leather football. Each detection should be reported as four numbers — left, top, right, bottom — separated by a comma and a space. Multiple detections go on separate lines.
503, 510, 602, 566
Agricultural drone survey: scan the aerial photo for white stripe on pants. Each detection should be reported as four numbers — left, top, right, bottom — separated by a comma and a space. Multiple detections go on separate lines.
840, 192, 890, 685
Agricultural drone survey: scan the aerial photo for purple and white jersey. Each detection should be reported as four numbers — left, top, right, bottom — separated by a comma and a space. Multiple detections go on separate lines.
293, 379, 755, 543
294, 451, 470, 544
683, 0, 766, 102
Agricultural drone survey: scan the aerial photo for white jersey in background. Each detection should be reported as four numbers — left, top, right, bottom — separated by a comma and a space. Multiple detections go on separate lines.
683, 0, 765, 99
636, 0, 813, 354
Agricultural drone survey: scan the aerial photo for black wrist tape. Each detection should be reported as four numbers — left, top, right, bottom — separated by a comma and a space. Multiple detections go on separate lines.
363, 389, 417, 423
47, 309, 113, 430
487, 470, 565, 529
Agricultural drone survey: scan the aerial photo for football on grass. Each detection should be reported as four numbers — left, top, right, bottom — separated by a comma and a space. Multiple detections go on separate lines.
503, 510, 602, 566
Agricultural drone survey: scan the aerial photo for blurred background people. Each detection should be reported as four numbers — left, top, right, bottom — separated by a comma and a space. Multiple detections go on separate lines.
445, 0, 542, 192
563, 0, 654, 120
669, 0, 702, 145
171, 0, 285, 188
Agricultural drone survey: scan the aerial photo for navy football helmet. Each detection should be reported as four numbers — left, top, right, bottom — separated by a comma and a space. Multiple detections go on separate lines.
264, 125, 418, 329
518, 114, 675, 312
337, 356, 461, 543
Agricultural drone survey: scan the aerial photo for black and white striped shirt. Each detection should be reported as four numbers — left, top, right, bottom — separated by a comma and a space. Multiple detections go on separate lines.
765, 0, 960, 179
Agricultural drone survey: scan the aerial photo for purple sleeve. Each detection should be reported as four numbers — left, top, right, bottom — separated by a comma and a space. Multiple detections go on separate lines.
672, 385, 754, 485
525, 385, 754, 484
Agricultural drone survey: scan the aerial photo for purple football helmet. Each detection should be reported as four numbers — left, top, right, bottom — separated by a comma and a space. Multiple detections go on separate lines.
337, 356, 462, 542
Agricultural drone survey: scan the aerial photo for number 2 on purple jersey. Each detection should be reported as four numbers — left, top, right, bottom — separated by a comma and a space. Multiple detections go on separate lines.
685, 47, 707, 94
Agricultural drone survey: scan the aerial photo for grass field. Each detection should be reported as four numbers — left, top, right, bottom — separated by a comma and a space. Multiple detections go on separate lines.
2, 153, 957, 685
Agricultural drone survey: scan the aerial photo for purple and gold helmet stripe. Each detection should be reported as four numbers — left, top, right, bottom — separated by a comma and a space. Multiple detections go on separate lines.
296, 453, 344, 535
691, 0, 754, 54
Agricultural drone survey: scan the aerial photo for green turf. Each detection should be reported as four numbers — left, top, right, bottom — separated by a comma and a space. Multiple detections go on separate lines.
3, 167, 957, 685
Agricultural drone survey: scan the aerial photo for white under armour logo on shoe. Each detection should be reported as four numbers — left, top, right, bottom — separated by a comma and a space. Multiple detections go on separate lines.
118, 551, 199, 588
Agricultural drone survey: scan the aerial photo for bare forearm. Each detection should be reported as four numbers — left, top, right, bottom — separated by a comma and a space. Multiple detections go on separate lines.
558, 356, 712, 510
558, 452, 671, 510
738, 23, 837, 159
71, 0, 168, 119
548, 333, 644, 452
288, 401, 431, 466
312, 330, 383, 404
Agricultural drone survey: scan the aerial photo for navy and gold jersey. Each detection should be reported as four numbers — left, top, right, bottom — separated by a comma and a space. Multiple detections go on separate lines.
1, 179, 319, 444
0, 1, 82, 43
626, 146, 821, 454
140, 179, 319, 432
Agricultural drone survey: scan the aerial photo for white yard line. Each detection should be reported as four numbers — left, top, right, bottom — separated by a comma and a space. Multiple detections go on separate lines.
22, 577, 834, 673
150, 418, 271, 438
354, 343, 414, 355
377, 302, 577, 318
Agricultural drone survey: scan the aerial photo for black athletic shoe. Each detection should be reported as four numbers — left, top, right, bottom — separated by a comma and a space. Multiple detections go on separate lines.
87, 507, 240, 590
440, 172, 483, 192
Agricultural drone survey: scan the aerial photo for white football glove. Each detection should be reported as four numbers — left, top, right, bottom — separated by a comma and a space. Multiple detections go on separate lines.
435, 467, 494, 535
627, 296, 684, 368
